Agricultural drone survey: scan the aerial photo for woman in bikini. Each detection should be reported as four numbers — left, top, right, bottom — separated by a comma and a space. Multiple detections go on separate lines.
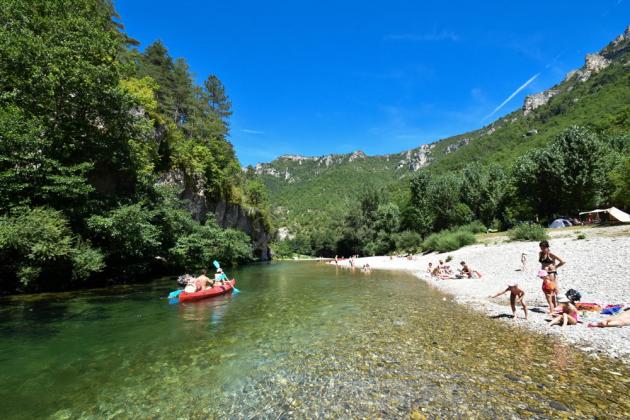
549, 296, 579, 327
538, 240, 565, 269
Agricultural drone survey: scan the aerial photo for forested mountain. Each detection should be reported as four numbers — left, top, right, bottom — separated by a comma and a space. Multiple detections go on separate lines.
0, 0, 271, 293
257, 27, 630, 256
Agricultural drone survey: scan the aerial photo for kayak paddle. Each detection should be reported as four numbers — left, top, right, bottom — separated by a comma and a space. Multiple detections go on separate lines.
212, 260, 239, 294
168, 289, 183, 299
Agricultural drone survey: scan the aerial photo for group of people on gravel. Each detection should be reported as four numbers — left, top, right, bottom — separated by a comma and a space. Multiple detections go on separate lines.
427, 260, 482, 280
492, 240, 629, 328
429, 239, 629, 328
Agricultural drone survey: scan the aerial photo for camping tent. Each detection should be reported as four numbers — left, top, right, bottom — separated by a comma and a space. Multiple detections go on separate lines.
578, 207, 630, 223
549, 219, 572, 228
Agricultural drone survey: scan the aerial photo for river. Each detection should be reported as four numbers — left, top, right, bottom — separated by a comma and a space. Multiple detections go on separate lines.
0, 262, 628, 418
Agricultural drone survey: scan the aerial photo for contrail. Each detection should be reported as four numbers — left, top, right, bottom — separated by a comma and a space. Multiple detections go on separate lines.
482, 72, 540, 121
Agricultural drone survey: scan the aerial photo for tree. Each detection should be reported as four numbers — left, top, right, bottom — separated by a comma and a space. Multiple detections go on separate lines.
513, 126, 615, 219
403, 171, 435, 237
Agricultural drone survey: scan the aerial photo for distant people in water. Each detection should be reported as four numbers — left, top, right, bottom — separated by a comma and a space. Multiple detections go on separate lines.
362, 264, 371, 273
538, 240, 565, 270
490, 284, 528, 320
588, 309, 630, 328
549, 296, 580, 328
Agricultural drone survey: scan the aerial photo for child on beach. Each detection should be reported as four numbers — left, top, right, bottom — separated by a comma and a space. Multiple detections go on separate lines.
549, 296, 580, 328
489, 285, 528, 320
538, 269, 557, 314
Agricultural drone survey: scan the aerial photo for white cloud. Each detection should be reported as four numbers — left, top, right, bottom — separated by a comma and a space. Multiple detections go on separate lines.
241, 129, 264, 135
482, 73, 540, 121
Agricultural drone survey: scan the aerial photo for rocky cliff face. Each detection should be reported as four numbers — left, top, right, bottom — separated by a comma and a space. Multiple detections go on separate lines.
523, 25, 629, 115
157, 169, 271, 260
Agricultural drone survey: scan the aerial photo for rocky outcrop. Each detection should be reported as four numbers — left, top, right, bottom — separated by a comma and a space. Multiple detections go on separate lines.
157, 169, 271, 260
577, 54, 610, 82
523, 89, 559, 115
445, 138, 470, 154
396, 144, 433, 171
523, 25, 629, 116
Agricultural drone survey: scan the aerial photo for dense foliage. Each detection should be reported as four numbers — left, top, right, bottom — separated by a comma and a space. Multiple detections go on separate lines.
278, 125, 628, 257
0, 0, 270, 293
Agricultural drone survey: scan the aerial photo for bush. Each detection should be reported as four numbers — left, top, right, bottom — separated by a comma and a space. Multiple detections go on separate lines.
169, 221, 252, 270
507, 222, 548, 241
577, 233, 586, 240
422, 228, 476, 253
393, 230, 423, 253
0, 207, 103, 290
458, 220, 487, 234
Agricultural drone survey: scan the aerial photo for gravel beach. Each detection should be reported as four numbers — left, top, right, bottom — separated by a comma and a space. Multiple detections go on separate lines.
334, 225, 630, 362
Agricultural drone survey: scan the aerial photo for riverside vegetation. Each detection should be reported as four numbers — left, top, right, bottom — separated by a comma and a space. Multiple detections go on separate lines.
264, 28, 630, 258
0, 0, 272, 293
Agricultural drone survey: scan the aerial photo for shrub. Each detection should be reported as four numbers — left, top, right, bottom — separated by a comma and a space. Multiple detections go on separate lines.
507, 222, 548, 241
169, 221, 252, 270
392, 230, 422, 253
577, 233, 586, 240
0, 207, 103, 290
422, 228, 476, 253
458, 220, 487, 234
87, 204, 161, 263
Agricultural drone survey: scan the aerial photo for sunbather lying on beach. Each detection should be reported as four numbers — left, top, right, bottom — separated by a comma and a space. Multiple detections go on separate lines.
588, 309, 630, 328
489, 284, 528, 320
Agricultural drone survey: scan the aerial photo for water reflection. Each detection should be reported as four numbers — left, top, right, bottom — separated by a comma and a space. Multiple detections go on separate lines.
177, 294, 234, 326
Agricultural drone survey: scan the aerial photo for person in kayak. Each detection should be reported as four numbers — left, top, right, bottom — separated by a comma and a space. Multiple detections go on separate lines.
213, 268, 228, 286
195, 269, 212, 291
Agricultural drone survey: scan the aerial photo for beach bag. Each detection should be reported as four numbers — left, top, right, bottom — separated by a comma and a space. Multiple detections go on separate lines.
565, 289, 581, 302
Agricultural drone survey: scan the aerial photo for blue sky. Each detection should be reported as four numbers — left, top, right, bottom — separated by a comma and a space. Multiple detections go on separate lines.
115, 0, 630, 166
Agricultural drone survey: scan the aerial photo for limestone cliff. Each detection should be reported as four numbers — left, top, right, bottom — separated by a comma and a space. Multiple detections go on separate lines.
523, 25, 630, 115
157, 169, 272, 260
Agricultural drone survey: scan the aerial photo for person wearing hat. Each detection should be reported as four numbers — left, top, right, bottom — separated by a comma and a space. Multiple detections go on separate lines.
549, 295, 579, 327
537, 269, 557, 314
213, 267, 227, 286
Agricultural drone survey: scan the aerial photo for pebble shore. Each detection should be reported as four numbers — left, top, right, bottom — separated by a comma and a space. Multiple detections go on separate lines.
334, 225, 630, 362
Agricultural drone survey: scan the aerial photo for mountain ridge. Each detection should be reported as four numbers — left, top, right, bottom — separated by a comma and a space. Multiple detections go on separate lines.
255, 26, 630, 237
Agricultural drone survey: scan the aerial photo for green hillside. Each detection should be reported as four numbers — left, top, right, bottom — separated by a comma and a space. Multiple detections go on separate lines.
258, 27, 630, 242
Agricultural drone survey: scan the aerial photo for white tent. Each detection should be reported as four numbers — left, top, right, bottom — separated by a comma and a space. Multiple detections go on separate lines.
579, 207, 630, 223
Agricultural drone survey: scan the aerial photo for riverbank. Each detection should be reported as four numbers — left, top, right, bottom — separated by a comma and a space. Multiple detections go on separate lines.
334, 225, 630, 362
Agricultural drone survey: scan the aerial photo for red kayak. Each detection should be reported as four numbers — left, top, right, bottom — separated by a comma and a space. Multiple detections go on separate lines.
178, 279, 236, 303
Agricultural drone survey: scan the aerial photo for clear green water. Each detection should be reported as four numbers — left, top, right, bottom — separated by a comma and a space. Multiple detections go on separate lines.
0, 262, 628, 418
